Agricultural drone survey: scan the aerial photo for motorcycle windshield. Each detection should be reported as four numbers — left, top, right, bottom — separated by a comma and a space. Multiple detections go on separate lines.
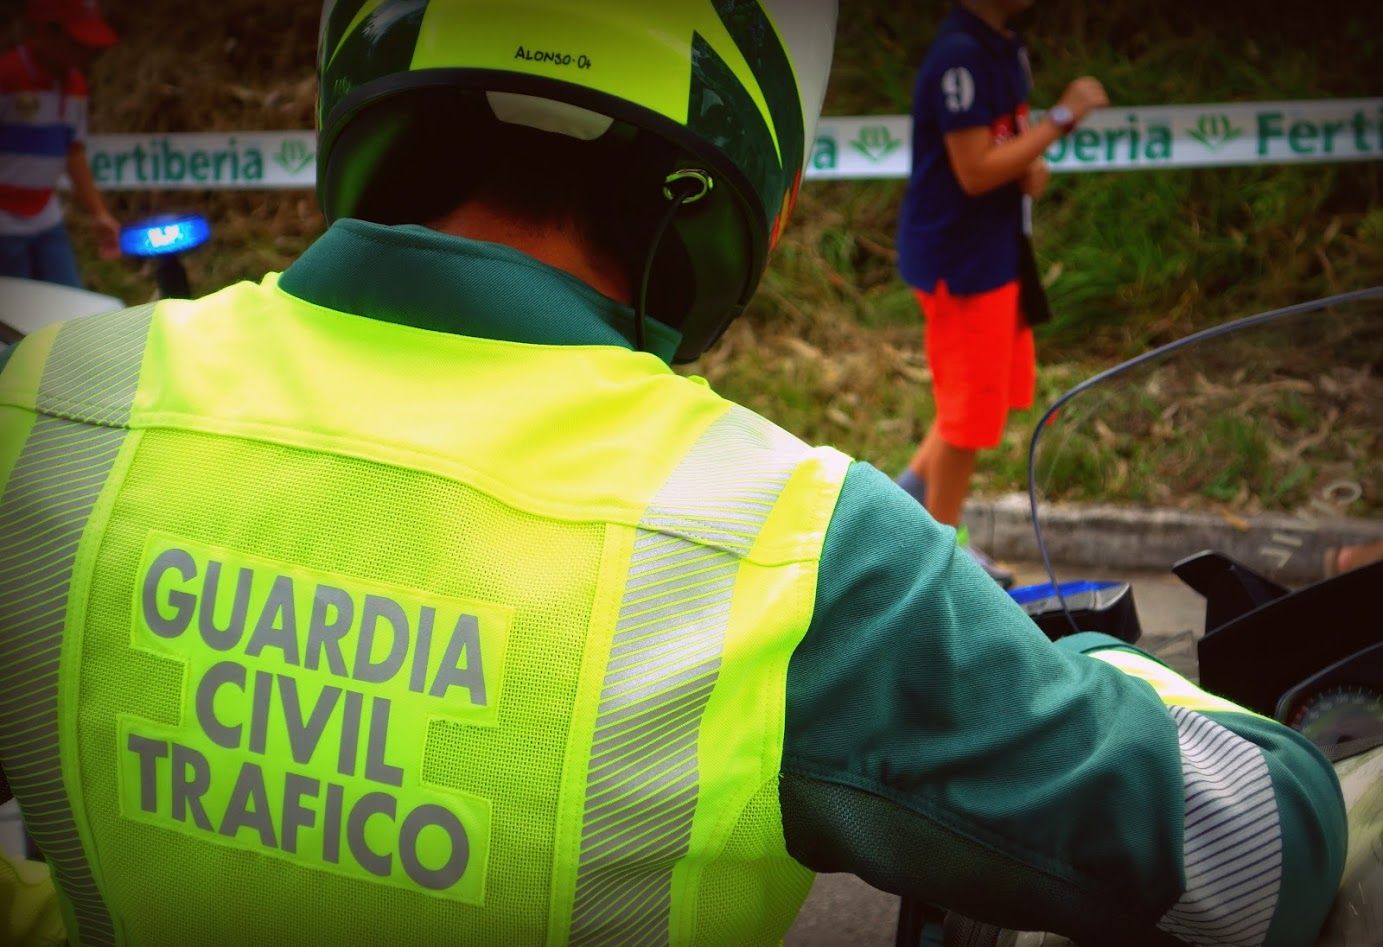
1026, 288, 1383, 640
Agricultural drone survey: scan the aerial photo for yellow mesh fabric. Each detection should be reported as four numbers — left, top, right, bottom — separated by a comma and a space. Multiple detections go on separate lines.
47, 282, 849, 943
691, 779, 814, 945
78, 429, 601, 944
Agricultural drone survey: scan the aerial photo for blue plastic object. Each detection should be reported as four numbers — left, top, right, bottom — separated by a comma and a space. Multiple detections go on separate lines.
119, 214, 211, 258
1007, 580, 1121, 606
1008, 579, 1142, 643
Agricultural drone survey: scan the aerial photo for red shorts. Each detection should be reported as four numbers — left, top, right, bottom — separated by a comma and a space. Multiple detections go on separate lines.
916, 280, 1035, 450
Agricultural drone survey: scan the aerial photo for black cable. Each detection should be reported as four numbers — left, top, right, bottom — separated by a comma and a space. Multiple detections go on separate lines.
1024, 285, 1383, 637
633, 185, 696, 353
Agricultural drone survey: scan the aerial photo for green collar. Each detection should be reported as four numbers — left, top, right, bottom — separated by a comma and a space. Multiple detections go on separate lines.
277, 219, 682, 362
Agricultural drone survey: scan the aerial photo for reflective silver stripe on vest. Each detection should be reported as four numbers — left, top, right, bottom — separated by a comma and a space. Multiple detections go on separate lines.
1157, 706, 1282, 947
35, 304, 153, 423
569, 406, 803, 946
0, 305, 154, 946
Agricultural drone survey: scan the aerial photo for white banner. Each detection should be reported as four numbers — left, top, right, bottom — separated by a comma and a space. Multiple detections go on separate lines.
87, 132, 317, 190
810, 99, 1383, 179
86, 99, 1382, 190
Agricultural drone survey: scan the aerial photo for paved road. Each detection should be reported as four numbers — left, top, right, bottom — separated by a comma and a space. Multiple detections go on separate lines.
786, 561, 1209, 946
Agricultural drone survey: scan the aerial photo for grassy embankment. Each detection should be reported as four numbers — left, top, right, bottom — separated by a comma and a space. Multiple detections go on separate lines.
45, 0, 1383, 513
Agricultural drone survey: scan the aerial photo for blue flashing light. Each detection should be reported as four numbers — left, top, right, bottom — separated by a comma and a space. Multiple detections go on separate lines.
120, 214, 211, 258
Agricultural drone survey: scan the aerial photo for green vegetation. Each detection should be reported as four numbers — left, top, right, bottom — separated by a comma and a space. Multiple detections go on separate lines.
705, 0, 1383, 500
1030, 301, 1381, 516
37, 0, 1383, 512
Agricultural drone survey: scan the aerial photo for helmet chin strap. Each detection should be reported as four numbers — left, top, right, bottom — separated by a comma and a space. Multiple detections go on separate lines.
634, 170, 714, 355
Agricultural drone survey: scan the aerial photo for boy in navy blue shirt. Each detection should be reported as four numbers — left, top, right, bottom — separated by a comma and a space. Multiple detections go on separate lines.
895, 0, 1106, 585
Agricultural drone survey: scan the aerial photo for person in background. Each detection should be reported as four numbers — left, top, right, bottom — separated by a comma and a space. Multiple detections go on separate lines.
0, 0, 120, 287
1327, 539, 1383, 576
895, 0, 1106, 587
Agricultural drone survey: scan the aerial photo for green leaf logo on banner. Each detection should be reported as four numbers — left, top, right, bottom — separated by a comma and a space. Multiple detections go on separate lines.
273, 140, 316, 175
810, 135, 839, 170
1188, 114, 1243, 152
850, 125, 903, 162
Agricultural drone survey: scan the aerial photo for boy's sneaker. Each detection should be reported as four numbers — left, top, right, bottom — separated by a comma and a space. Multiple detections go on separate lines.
957, 525, 1014, 589
895, 468, 928, 506
897, 476, 1015, 589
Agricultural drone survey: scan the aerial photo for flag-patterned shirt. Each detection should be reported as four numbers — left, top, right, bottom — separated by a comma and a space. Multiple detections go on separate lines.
0, 43, 89, 236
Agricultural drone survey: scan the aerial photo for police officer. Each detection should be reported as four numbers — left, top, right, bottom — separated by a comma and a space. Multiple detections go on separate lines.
0, 2, 1346, 945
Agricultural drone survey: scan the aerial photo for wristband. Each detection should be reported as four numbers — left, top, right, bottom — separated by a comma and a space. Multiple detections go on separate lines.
1048, 104, 1076, 135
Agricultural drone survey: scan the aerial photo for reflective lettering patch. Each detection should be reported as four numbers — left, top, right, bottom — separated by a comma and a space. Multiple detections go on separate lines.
118, 532, 511, 904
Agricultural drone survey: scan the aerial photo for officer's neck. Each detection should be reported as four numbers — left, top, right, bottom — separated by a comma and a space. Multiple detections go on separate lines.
429, 199, 633, 305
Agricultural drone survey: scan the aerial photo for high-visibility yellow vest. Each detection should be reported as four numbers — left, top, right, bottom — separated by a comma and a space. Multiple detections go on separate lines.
0, 277, 850, 945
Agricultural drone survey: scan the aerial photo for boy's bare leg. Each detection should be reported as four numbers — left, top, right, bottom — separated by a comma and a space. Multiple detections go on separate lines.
907, 425, 1013, 586
923, 438, 977, 528
901, 424, 977, 527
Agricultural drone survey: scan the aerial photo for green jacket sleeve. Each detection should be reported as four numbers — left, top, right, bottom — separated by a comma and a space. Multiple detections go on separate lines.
781, 461, 1347, 946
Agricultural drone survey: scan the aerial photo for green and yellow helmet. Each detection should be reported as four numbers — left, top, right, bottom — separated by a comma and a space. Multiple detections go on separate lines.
316, 0, 837, 362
